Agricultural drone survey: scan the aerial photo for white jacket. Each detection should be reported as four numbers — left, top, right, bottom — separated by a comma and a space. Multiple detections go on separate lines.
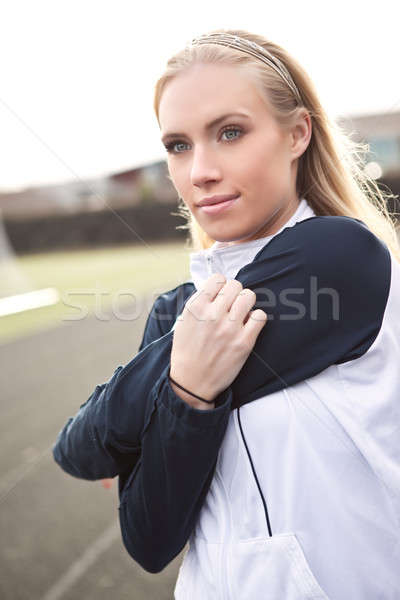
174, 198, 400, 599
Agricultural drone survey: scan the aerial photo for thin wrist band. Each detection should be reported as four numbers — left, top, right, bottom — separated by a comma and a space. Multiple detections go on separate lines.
168, 369, 215, 404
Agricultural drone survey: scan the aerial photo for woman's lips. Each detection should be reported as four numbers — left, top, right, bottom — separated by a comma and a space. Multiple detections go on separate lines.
199, 195, 239, 214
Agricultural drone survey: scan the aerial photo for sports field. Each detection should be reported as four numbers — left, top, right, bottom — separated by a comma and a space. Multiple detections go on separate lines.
0, 240, 193, 600
0, 240, 191, 345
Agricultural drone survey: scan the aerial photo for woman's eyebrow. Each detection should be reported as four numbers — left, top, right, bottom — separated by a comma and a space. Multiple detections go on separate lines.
161, 112, 251, 143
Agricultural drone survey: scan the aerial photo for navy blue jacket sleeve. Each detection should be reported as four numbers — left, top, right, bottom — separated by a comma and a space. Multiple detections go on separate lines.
231, 215, 392, 408
52, 282, 233, 573
52, 294, 163, 480
118, 374, 232, 572
52, 283, 197, 479
52, 363, 130, 479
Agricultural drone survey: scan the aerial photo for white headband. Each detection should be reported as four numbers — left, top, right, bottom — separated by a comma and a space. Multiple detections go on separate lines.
190, 32, 302, 105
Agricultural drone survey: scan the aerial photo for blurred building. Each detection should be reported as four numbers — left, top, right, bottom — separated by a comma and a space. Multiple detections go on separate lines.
337, 110, 400, 179
0, 161, 176, 221
106, 161, 177, 208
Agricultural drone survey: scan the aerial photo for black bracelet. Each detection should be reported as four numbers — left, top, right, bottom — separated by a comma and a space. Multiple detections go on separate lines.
168, 368, 215, 404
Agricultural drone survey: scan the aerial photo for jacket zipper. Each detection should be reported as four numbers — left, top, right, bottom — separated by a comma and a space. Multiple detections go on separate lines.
207, 251, 231, 598
206, 251, 273, 596
214, 467, 233, 600
213, 411, 274, 600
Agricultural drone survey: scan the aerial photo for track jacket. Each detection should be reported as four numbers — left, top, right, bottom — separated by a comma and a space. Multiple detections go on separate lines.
53, 197, 400, 599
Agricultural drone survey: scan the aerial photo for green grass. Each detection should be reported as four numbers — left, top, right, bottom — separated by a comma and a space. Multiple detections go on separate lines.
0, 241, 192, 345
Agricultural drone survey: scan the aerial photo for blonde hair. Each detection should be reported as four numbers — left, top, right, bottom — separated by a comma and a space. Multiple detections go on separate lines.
153, 27, 400, 261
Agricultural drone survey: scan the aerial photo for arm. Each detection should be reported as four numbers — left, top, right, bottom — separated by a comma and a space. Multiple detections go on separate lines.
54, 216, 389, 572
53, 286, 233, 573
52, 363, 129, 479
54, 216, 390, 478
53, 217, 390, 475
230, 215, 392, 408
118, 374, 232, 572
52, 283, 196, 480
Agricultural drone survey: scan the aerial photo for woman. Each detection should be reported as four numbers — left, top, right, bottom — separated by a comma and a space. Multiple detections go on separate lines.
53, 29, 400, 598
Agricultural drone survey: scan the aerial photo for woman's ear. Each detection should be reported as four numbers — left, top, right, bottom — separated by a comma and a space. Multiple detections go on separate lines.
290, 109, 312, 160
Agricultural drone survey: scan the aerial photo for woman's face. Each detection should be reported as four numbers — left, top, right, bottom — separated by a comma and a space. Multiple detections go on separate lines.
158, 62, 310, 245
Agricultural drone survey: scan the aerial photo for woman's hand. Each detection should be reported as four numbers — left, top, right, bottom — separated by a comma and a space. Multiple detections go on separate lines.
170, 273, 267, 409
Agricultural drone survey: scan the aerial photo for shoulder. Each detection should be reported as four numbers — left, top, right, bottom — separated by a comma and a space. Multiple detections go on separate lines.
297, 216, 391, 292
258, 215, 391, 287
270, 214, 387, 254
242, 214, 392, 362
295, 215, 390, 311
293, 214, 388, 258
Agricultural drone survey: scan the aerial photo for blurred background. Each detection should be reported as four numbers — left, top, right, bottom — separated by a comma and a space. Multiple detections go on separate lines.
1, 1, 399, 599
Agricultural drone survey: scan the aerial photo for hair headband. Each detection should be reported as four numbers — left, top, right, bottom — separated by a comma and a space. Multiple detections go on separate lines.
189, 32, 302, 105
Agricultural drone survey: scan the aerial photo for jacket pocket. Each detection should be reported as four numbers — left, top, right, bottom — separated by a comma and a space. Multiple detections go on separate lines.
285, 533, 331, 599
175, 532, 330, 600
228, 532, 330, 600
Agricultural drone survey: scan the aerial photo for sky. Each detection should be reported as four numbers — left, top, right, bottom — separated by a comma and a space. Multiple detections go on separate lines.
0, 0, 399, 192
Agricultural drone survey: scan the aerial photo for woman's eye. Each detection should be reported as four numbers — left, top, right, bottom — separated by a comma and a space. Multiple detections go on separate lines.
164, 141, 188, 154
164, 126, 243, 155
221, 127, 242, 141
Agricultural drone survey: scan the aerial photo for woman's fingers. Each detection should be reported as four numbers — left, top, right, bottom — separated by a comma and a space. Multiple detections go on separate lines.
242, 308, 268, 345
186, 275, 263, 328
185, 273, 227, 316
213, 279, 244, 314
171, 273, 268, 403
228, 287, 257, 323
198, 272, 227, 301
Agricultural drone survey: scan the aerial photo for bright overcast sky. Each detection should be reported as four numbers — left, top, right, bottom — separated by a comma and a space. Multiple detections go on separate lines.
0, 0, 399, 191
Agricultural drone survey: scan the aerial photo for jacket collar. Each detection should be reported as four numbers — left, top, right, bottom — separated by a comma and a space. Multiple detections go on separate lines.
189, 197, 316, 291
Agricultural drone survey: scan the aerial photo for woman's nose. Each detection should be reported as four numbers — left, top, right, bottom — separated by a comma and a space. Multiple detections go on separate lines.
190, 147, 222, 187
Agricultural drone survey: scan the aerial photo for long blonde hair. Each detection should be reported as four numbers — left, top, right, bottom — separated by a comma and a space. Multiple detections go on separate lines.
153, 27, 400, 261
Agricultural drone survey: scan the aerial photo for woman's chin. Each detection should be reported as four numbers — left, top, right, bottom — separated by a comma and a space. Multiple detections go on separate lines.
206, 229, 255, 244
